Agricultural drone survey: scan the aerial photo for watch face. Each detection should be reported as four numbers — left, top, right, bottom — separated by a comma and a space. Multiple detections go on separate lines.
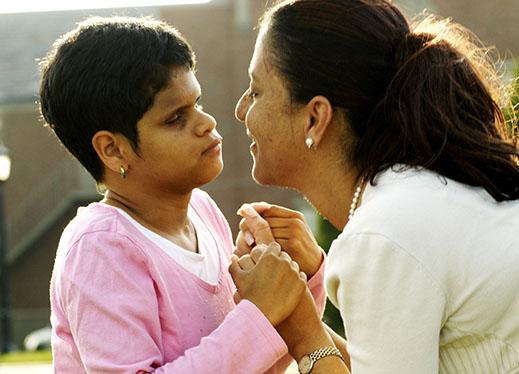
298, 355, 313, 374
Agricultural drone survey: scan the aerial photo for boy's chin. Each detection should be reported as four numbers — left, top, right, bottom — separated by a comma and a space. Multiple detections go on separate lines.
197, 162, 224, 187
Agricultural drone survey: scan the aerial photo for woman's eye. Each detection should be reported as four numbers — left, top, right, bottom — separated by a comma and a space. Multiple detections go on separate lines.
247, 89, 258, 99
195, 103, 204, 111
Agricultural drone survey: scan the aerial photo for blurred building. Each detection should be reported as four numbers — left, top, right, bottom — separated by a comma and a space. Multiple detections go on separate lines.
0, 0, 517, 347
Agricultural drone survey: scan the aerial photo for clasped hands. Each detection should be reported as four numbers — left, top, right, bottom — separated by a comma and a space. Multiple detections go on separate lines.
228, 202, 324, 327
229, 203, 351, 373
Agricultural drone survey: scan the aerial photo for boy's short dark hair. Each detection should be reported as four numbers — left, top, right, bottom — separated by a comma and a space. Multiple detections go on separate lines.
39, 16, 196, 182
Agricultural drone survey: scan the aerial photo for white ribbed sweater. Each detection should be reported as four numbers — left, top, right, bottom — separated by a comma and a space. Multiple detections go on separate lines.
326, 167, 519, 374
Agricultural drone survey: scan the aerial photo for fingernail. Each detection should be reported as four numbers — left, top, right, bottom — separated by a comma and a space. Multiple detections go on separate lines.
237, 204, 256, 218
244, 230, 255, 246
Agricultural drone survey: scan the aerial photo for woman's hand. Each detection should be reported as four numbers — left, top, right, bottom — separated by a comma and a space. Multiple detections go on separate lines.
236, 203, 324, 278
229, 242, 307, 326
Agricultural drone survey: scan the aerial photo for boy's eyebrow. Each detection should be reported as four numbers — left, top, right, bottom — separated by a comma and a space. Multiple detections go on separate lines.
162, 95, 201, 120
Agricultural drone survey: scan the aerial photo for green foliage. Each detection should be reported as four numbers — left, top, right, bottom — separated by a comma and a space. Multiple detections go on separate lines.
315, 215, 341, 251
0, 350, 52, 363
315, 214, 345, 337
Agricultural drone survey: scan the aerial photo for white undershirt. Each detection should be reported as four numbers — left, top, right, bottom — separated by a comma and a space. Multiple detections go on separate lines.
104, 204, 221, 285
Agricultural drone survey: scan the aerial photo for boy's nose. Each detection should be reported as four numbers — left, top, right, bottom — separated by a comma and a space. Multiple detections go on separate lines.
196, 111, 217, 136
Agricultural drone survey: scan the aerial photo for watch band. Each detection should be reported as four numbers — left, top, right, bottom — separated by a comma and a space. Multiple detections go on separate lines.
298, 346, 344, 374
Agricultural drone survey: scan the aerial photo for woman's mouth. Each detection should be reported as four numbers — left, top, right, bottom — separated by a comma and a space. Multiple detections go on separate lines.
247, 130, 257, 150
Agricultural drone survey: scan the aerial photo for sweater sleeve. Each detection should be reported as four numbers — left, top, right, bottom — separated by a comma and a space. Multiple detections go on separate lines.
59, 231, 287, 374
308, 254, 327, 316
326, 232, 446, 374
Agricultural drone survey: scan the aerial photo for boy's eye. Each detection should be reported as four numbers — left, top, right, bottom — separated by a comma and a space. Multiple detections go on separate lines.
165, 114, 182, 125
248, 90, 258, 99
195, 103, 204, 111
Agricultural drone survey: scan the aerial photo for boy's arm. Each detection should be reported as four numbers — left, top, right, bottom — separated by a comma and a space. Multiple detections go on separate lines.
57, 231, 287, 374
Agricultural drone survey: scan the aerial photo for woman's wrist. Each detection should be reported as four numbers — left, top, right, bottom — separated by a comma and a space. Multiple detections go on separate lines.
275, 289, 333, 359
289, 322, 334, 360
306, 249, 325, 279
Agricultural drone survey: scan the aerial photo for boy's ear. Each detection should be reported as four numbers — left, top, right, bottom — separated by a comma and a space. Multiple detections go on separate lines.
304, 95, 333, 148
91, 131, 130, 174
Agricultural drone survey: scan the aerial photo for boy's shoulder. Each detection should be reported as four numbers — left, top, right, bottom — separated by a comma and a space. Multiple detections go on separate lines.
190, 188, 221, 216
67, 202, 118, 231
190, 188, 233, 243
59, 202, 130, 249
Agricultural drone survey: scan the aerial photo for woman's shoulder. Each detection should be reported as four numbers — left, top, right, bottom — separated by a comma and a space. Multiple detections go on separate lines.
356, 165, 501, 226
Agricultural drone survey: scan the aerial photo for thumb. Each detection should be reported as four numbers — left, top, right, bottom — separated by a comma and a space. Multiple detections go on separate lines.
250, 246, 264, 264
233, 291, 242, 305
248, 201, 272, 215
237, 203, 275, 245
229, 256, 245, 305
228, 255, 243, 284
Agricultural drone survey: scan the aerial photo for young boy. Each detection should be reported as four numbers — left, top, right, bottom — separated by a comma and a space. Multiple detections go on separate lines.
40, 16, 326, 372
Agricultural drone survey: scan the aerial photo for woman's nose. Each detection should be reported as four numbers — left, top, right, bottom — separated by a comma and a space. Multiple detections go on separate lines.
234, 91, 248, 123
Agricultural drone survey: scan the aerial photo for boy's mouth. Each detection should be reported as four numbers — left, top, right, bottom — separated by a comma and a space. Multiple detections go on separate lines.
202, 138, 222, 155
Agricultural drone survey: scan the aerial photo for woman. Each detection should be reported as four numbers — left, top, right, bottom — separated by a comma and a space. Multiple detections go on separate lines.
232, 0, 519, 373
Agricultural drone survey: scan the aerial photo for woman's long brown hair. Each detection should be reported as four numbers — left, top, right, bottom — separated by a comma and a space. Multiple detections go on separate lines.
262, 0, 519, 201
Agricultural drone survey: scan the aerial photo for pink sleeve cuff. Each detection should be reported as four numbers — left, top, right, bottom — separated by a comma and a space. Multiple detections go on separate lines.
307, 252, 327, 316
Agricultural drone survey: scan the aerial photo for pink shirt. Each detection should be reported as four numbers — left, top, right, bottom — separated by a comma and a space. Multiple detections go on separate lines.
50, 189, 326, 373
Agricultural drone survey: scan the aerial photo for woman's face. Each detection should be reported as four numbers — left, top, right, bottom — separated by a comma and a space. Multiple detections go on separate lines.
235, 33, 305, 187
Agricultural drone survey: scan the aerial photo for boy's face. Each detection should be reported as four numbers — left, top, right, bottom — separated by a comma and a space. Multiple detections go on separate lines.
126, 67, 223, 193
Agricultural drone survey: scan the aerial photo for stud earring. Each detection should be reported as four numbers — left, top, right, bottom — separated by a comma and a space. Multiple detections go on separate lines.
305, 137, 314, 149
120, 166, 127, 179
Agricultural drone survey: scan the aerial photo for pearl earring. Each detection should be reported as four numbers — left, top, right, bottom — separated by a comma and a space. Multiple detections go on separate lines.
305, 137, 314, 149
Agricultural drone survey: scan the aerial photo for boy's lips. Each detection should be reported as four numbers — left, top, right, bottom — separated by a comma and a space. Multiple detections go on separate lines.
202, 137, 222, 155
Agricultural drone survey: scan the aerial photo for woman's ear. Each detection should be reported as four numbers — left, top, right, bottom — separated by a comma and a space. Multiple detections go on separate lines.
91, 131, 130, 174
304, 95, 333, 148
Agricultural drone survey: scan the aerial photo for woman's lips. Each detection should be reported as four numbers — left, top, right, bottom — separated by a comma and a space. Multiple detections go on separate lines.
247, 130, 256, 150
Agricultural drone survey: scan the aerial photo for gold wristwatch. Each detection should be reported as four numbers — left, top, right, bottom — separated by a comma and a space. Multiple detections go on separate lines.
297, 346, 344, 374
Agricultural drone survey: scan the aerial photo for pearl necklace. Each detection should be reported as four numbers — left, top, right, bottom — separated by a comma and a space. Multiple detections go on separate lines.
348, 179, 365, 221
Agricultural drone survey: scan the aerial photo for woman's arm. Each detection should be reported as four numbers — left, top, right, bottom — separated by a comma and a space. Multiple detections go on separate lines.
275, 290, 350, 373
324, 323, 351, 371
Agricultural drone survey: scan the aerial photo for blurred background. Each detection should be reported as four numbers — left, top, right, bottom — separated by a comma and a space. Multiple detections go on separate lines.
0, 0, 517, 358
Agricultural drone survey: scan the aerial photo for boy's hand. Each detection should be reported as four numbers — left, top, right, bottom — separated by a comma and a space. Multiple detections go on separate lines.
229, 242, 307, 326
